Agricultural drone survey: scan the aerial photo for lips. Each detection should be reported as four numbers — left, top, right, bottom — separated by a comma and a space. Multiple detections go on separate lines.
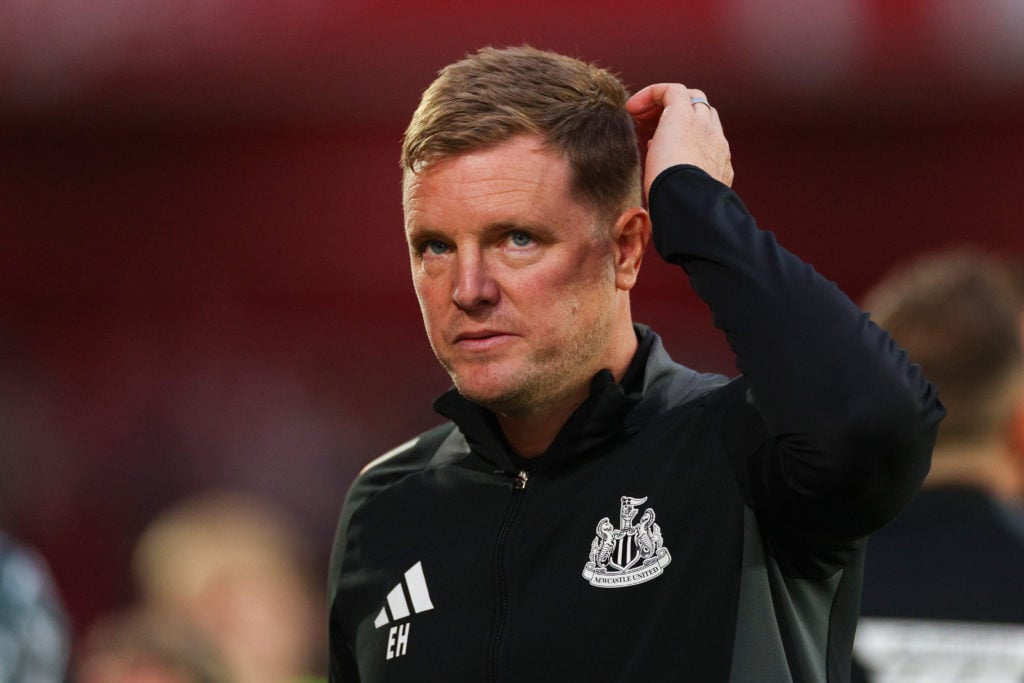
454, 329, 508, 342
452, 330, 515, 351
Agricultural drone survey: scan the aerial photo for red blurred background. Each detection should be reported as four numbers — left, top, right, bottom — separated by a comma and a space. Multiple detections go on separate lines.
2, 0, 1023, 642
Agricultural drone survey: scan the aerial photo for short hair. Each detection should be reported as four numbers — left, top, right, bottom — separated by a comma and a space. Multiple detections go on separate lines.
863, 248, 1024, 446
402, 45, 641, 221
132, 491, 315, 604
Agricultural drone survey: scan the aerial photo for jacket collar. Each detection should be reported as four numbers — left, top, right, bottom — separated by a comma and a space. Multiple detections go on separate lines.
431, 325, 722, 473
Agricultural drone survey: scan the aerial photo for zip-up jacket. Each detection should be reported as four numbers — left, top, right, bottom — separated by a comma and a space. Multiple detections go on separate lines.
328, 165, 944, 682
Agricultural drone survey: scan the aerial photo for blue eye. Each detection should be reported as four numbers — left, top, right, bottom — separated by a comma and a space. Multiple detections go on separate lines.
510, 231, 532, 247
424, 240, 449, 255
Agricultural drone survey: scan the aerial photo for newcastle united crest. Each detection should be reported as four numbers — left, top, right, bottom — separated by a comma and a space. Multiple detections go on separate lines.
582, 496, 671, 588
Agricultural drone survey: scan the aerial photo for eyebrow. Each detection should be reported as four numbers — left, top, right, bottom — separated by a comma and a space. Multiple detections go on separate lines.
408, 220, 551, 241
405, 225, 446, 243
483, 220, 549, 237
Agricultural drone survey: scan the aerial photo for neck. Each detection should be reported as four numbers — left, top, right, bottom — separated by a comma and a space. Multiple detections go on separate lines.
497, 320, 638, 458
497, 398, 585, 458
925, 440, 1022, 501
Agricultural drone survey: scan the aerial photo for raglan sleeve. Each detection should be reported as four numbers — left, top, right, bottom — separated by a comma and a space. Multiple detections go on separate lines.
648, 164, 944, 544
327, 479, 369, 683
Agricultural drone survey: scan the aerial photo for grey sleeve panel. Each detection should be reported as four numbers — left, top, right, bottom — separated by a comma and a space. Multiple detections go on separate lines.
730, 507, 843, 683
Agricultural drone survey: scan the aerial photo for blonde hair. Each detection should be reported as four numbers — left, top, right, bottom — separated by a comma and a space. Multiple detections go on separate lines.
863, 248, 1024, 445
402, 45, 641, 221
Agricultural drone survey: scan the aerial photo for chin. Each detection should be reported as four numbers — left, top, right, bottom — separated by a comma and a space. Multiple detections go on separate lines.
452, 376, 532, 415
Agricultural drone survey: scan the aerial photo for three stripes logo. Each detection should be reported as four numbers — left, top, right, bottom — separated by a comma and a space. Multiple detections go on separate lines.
373, 561, 435, 660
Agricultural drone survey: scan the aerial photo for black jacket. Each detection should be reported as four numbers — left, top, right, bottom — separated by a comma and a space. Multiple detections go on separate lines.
854, 487, 1024, 681
329, 166, 943, 682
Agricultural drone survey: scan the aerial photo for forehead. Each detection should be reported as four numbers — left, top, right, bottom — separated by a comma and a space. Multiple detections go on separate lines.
403, 135, 587, 228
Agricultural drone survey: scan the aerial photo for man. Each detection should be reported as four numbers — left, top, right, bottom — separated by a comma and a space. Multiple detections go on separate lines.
329, 46, 943, 682
854, 250, 1024, 682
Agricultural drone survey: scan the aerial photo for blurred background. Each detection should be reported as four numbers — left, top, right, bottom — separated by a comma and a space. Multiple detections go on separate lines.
1, 0, 1023, 670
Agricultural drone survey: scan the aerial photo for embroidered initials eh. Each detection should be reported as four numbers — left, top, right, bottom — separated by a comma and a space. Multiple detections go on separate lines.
373, 561, 435, 660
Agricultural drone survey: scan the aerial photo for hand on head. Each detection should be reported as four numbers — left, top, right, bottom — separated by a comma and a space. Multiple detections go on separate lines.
626, 84, 734, 198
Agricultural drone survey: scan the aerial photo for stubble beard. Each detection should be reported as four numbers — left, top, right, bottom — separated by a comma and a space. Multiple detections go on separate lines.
436, 294, 613, 417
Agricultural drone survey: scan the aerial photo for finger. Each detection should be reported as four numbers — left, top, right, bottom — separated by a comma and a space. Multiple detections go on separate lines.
626, 83, 691, 114
687, 88, 713, 116
625, 84, 661, 116
710, 106, 722, 127
634, 84, 702, 145
633, 85, 694, 141
627, 85, 672, 140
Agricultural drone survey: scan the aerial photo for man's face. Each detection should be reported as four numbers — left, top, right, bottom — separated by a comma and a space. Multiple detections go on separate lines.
403, 134, 622, 416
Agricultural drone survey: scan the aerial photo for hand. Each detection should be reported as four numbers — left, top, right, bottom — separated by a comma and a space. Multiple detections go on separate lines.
626, 84, 734, 199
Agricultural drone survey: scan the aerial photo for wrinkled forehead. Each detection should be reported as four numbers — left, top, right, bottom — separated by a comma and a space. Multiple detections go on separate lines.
403, 136, 566, 203
402, 133, 570, 203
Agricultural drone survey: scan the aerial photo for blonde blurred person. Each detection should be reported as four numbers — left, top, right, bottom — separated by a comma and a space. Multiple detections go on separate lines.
863, 250, 1024, 502
132, 491, 324, 683
854, 248, 1024, 682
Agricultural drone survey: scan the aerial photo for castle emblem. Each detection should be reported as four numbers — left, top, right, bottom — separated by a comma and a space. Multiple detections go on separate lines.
582, 496, 671, 588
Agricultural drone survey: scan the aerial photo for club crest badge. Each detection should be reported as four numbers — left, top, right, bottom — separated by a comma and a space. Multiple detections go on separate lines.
582, 496, 671, 588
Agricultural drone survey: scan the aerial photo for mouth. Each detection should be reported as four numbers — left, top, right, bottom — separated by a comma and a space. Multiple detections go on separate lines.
453, 330, 515, 350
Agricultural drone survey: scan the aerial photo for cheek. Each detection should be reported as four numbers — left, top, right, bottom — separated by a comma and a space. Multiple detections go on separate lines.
542, 250, 615, 304
412, 275, 445, 327
519, 261, 611, 330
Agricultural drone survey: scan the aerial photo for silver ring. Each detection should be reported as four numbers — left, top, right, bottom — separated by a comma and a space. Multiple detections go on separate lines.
690, 96, 711, 109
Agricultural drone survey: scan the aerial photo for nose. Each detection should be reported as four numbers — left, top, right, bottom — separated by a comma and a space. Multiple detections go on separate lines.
452, 251, 499, 313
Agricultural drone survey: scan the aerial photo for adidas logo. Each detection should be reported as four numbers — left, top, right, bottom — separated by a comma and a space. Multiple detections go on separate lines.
373, 561, 435, 660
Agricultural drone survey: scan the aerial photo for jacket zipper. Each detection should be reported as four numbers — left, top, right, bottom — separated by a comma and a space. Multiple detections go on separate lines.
490, 468, 529, 682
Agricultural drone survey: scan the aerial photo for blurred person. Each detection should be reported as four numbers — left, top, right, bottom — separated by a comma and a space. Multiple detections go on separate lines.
75, 605, 231, 683
0, 529, 70, 683
328, 46, 943, 681
1012, 257, 1024, 353
854, 249, 1024, 681
1013, 258, 1024, 476
132, 491, 324, 683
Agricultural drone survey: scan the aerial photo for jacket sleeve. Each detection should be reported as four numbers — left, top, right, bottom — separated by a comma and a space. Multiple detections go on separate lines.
648, 164, 944, 544
328, 485, 363, 683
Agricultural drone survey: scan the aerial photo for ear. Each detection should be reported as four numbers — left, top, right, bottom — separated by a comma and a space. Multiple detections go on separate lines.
611, 208, 651, 291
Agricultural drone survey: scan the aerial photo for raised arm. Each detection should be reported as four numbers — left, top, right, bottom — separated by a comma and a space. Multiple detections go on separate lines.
628, 84, 943, 543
